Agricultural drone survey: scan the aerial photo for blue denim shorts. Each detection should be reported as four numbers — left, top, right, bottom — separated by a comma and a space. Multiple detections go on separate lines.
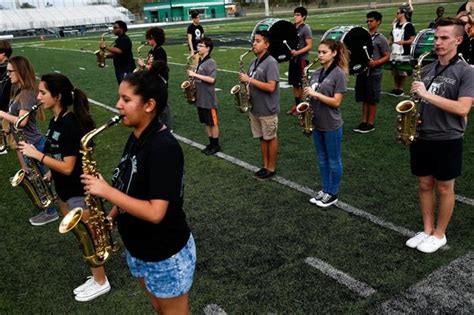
126, 234, 196, 298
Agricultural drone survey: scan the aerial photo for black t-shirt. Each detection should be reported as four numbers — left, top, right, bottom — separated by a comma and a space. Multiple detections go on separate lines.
187, 24, 204, 51
0, 63, 11, 112
44, 112, 84, 201
391, 22, 416, 55
112, 119, 190, 261
458, 34, 474, 65
149, 46, 168, 81
113, 34, 136, 72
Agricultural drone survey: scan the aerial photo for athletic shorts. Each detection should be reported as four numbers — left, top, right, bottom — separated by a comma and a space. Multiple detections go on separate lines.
355, 73, 382, 103
249, 113, 278, 140
197, 107, 218, 126
126, 234, 196, 298
391, 68, 410, 77
288, 59, 309, 87
410, 138, 463, 181
66, 196, 86, 211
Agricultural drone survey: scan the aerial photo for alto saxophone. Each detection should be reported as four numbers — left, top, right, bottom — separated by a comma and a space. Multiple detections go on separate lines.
295, 57, 319, 136
94, 32, 109, 68
0, 129, 7, 153
230, 48, 253, 113
59, 115, 122, 267
10, 104, 56, 211
395, 51, 432, 145
134, 42, 151, 73
180, 53, 197, 104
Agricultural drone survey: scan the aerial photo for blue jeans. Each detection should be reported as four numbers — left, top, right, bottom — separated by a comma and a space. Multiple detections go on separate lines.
26, 137, 58, 215
312, 127, 343, 196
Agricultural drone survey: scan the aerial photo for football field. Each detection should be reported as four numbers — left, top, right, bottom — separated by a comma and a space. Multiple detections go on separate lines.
1, 2, 473, 313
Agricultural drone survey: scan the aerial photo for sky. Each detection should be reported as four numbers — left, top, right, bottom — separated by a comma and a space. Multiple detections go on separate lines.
0, 0, 118, 9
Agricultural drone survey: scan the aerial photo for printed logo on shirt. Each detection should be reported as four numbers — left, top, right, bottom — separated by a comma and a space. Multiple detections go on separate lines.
52, 131, 61, 141
195, 29, 202, 40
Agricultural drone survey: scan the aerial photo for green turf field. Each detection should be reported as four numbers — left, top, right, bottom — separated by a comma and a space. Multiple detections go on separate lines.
1, 2, 472, 313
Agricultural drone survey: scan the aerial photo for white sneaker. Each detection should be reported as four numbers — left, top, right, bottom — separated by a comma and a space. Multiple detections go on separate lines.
74, 277, 110, 302
405, 232, 430, 248
315, 193, 338, 208
309, 191, 325, 204
416, 235, 447, 253
73, 276, 94, 295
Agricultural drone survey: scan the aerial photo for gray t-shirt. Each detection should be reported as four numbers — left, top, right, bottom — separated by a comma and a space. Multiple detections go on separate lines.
249, 54, 280, 117
296, 23, 312, 61
418, 59, 474, 140
370, 32, 390, 76
9, 90, 43, 144
309, 66, 347, 131
195, 57, 218, 109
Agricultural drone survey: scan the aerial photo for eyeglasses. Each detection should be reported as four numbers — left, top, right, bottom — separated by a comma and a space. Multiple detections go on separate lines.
6, 69, 15, 74
197, 44, 207, 48
294, 13, 302, 17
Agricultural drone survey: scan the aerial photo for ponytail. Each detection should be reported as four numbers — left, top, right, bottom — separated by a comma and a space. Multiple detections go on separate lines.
40, 73, 95, 135
319, 39, 349, 74
72, 88, 95, 134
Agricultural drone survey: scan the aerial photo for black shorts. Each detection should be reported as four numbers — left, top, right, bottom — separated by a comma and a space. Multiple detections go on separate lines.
410, 138, 463, 181
197, 107, 218, 126
355, 73, 382, 104
288, 59, 308, 87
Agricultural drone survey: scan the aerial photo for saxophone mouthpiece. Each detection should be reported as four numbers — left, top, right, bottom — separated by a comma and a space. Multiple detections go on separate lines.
107, 115, 124, 127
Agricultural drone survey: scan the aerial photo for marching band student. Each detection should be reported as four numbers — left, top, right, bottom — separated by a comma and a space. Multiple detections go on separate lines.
81, 68, 196, 313
406, 18, 474, 253
305, 39, 348, 208
139, 26, 173, 130
101, 20, 135, 84
18, 73, 111, 302
239, 30, 280, 180
286, 6, 313, 115
187, 10, 204, 64
0, 40, 12, 155
187, 37, 220, 155
388, 6, 416, 96
456, 11, 474, 65
0, 56, 59, 225
353, 11, 390, 133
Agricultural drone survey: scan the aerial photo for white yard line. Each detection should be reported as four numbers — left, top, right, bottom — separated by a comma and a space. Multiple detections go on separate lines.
203, 304, 228, 315
305, 257, 377, 298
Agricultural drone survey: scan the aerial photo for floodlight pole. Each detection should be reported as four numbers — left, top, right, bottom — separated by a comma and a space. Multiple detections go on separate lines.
264, 0, 270, 16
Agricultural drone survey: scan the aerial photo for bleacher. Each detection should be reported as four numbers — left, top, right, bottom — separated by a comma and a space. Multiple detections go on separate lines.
0, 5, 130, 34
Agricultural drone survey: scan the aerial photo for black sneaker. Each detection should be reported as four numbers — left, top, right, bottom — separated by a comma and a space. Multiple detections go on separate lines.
359, 123, 375, 133
315, 193, 338, 208
201, 144, 212, 154
254, 168, 267, 178
204, 145, 221, 156
390, 89, 404, 96
353, 122, 367, 133
255, 169, 276, 181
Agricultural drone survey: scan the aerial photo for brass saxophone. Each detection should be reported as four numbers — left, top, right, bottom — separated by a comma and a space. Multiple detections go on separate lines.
295, 57, 319, 136
180, 53, 197, 104
0, 129, 6, 153
134, 42, 152, 73
59, 115, 122, 267
395, 51, 432, 145
94, 32, 109, 68
10, 104, 56, 211
230, 48, 253, 113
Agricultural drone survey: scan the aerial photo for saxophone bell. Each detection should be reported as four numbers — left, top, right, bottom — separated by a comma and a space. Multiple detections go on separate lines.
181, 53, 197, 104
95, 32, 109, 68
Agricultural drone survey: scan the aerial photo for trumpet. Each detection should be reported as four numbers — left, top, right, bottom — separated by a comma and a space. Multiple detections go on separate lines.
296, 57, 319, 136
94, 32, 109, 68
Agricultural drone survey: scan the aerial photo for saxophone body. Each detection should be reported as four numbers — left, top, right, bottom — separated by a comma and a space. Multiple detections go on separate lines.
59, 115, 122, 268
395, 51, 432, 145
296, 58, 319, 136
10, 104, 56, 211
180, 53, 197, 104
94, 32, 109, 68
230, 48, 253, 113
134, 42, 152, 73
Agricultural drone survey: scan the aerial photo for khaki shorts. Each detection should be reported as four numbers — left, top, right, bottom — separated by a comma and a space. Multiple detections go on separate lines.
1, 119, 15, 150
249, 113, 278, 140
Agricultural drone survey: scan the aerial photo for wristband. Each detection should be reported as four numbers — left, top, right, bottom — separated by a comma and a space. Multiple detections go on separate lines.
40, 154, 46, 164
